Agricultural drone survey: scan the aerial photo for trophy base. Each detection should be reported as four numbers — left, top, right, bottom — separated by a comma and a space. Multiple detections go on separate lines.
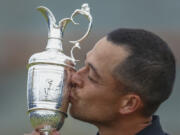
28, 109, 67, 133
40, 131, 49, 135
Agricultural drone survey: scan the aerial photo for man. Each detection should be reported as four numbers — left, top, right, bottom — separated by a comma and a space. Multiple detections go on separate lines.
27, 28, 176, 135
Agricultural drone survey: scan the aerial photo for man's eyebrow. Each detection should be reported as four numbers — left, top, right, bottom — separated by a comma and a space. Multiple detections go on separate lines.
88, 63, 101, 79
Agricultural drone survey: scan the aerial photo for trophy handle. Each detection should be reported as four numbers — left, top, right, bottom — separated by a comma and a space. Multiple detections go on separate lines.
69, 3, 92, 44
69, 3, 93, 62
59, 3, 93, 63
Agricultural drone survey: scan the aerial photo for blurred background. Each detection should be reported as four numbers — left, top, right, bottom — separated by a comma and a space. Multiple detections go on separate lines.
0, 0, 179, 135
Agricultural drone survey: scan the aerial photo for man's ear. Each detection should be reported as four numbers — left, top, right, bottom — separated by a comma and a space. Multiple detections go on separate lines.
119, 94, 142, 114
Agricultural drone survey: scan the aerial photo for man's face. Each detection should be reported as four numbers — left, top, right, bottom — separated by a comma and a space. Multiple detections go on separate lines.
69, 37, 129, 124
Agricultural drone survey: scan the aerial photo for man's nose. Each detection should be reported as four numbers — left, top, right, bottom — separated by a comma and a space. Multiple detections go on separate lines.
71, 70, 84, 88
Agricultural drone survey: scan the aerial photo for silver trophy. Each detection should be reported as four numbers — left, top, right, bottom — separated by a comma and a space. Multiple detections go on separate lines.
27, 3, 92, 135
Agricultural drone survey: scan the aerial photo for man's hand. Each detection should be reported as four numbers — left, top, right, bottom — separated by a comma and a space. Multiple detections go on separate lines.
24, 130, 59, 135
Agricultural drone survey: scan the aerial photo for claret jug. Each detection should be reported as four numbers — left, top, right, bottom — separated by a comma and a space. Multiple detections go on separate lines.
27, 4, 92, 135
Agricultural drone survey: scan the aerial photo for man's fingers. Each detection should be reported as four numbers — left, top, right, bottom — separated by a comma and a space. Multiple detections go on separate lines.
53, 131, 60, 135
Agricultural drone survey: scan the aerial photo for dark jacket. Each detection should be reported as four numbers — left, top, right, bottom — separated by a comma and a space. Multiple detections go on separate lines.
97, 115, 169, 135
137, 115, 168, 135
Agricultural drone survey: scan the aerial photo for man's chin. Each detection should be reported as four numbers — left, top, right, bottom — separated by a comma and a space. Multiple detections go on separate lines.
69, 105, 85, 121
69, 107, 94, 124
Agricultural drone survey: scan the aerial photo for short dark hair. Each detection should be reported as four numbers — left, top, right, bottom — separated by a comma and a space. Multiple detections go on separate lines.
107, 28, 176, 117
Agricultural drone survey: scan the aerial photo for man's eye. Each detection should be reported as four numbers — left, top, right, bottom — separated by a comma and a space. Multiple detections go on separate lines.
88, 76, 97, 83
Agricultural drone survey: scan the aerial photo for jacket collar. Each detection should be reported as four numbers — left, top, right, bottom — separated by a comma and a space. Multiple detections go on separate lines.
137, 115, 167, 135
96, 115, 168, 135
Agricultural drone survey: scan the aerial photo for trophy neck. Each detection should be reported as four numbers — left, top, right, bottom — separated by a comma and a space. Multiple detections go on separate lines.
46, 38, 63, 51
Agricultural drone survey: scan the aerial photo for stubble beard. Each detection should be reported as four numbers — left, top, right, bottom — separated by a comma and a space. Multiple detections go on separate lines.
69, 104, 100, 125
69, 104, 117, 126
69, 104, 91, 122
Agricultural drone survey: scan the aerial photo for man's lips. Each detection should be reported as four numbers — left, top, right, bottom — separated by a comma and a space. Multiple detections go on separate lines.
68, 83, 76, 102
69, 91, 76, 103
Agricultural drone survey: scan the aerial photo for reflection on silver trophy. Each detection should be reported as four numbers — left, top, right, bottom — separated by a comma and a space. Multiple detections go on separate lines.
27, 3, 92, 135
